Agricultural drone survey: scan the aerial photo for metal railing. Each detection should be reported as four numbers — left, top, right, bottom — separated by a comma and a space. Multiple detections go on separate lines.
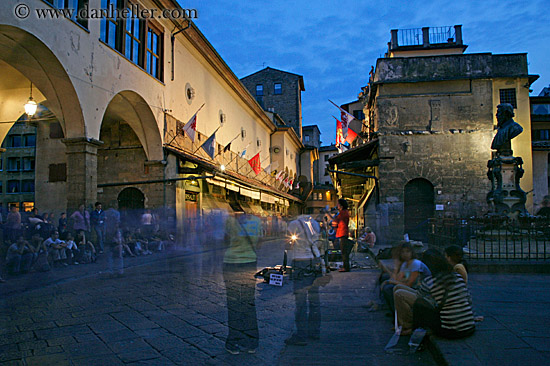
397, 28, 423, 46
428, 216, 550, 261
429, 26, 455, 44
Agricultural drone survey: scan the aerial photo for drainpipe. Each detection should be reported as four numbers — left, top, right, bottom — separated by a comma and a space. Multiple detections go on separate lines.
171, 20, 191, 81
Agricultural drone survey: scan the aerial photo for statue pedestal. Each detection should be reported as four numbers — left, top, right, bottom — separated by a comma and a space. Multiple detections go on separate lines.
487, 155, 526, 214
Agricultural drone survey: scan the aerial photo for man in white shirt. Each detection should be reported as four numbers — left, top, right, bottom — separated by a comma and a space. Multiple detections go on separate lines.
43, 231, 68, 267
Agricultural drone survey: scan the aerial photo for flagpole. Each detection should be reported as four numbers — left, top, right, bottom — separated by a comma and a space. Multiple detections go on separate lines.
214, 132, 240, 159
192, 125, 220, 155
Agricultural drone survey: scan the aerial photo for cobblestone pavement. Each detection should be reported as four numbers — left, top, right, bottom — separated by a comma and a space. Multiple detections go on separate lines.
0, 240, 434, 365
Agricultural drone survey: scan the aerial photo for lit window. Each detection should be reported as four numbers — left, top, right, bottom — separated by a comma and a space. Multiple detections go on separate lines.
274, 83, 282, 95
256, 85, 263, 96
305, 135, 310, 142
22, 202, 34, 212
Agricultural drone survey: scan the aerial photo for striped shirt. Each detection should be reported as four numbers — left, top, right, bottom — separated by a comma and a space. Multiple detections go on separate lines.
419, 273, 475, 332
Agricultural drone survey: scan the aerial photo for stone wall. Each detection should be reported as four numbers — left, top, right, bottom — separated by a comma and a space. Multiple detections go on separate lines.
241, 68, 302, 138
96, 121, 165, 212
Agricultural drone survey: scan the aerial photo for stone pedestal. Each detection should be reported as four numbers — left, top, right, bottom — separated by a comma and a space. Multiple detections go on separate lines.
63, 137, 103, 213
487, 154, 526, 214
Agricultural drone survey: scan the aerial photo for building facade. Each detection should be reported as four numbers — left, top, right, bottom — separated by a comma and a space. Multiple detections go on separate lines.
0, 0, 307, 236
241, 67, 305, 139
330, 25, 537, 243
531, 87, 550, 209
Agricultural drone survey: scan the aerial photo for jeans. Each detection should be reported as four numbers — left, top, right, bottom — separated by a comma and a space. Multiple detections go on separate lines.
338, 237, 353, 271
223, 262, 259, 350
93, 225, 105, 252
291, 260, 321, 339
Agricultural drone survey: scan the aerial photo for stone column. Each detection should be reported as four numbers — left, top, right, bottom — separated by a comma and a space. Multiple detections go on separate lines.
62, 137, 103, 213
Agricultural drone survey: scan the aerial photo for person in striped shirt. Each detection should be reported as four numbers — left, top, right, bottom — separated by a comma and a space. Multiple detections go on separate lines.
414, 249, 475, 339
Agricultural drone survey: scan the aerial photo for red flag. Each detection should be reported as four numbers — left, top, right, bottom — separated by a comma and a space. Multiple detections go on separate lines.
336, 118, 344, 145
248, 152, 261, 174
345, 128, 358, 144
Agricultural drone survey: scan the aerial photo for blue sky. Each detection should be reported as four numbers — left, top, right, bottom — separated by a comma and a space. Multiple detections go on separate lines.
182, 0, 549, 145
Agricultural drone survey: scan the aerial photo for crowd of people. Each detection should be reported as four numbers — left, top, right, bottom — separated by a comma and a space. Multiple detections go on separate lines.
0, 202, 175, 281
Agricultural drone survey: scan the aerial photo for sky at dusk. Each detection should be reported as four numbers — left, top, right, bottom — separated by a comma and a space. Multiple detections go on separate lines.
181, 0, 549, 145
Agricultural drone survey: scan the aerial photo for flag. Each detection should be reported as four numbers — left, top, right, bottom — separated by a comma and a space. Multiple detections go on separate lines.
335, 117, 344, 145
276, 170, 284, 181
345, 127, 358, 144
223, 142, 231, 153
283, 177, 289, 188
248, 152, 261, 174
264, 161, 279, 175
200, 131, 217, 159
289, 179, 294, 189
329, 100, 356, 139
182, 113, 197, 142
240, 149, 247, 158
296, 181, 300, 189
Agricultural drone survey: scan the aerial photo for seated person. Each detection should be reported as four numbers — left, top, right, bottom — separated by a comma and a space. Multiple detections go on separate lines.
43, 231, 68, 267
358, 227, 376, 251
445, 245, 468, 284
5, 236, 36, 274
380, 242, 431, 313
412, 249, 476, 339
64, 233, 80, 265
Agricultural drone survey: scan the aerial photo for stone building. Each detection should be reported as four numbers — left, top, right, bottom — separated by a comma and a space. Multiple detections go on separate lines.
241, 67, 305, 139
330, 25, 538, 242
531, 87, 550, 208
0, 120, 37, 214
0, 0, 307, 236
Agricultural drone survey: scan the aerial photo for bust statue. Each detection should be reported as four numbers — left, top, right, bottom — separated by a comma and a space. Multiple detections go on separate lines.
491, 103, 523, 155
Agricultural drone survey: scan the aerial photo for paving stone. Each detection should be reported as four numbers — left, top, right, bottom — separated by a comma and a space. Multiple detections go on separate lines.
31, 346, 64, 356
126, 356, 178, 366
98, 329, 141, 343
521, 337, 550, 352
70, 355, 125, 366
17, 340, 47, 351
107, 338, 153, 354
23, 353, 72, 366
117, 348, 161, 363
63, 340, 113, 359
144, 335, 188, 351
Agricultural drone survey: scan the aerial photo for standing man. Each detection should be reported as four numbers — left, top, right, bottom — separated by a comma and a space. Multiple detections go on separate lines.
326, 199, 352, 272
90, 202, 106, 254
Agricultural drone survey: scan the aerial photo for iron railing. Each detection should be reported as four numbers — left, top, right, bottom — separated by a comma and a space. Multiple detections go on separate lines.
429, 26, 455, 44
428, 216, 550, 261
397, 28, 423, 46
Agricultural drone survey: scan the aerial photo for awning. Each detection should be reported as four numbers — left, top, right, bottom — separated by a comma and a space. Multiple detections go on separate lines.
240, 186, 261, 200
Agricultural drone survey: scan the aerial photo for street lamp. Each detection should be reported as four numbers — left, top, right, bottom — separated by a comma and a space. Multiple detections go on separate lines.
220, 164, 225, 172
24, 82, 37, 117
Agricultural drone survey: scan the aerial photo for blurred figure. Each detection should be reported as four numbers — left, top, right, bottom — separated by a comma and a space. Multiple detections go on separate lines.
70, 204, 90, 241
223, 213, 262, 355
58, 212, 68, 238
285, 215, 323, 346
90, 202, 106, 253
5, 236, 36, 274
325, 199, 352, 272
6, 205, 22, 244
43, 231, 68, 267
